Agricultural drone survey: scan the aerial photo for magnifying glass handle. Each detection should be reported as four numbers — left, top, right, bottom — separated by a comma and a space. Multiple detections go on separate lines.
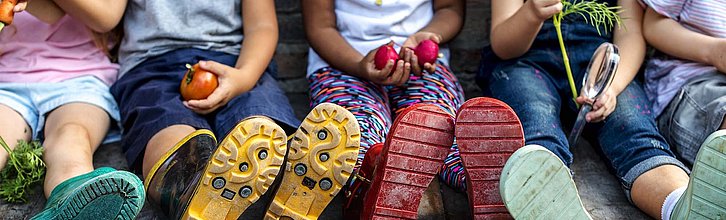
568, 104, 593, 148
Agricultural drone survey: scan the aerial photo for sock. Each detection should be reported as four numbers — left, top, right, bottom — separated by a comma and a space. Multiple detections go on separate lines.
661, 186, 686, 220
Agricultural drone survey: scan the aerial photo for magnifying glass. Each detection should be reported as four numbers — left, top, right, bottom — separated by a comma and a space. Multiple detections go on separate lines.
568, 42, 620, 148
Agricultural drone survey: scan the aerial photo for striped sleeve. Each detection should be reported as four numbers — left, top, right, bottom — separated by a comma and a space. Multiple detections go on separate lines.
640, 0, 687, 21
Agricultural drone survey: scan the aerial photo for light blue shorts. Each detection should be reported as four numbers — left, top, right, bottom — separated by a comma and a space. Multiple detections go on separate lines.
0, 76, 121, 143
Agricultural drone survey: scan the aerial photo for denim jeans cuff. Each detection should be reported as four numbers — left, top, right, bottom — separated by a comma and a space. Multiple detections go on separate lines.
622, 155, 691, 203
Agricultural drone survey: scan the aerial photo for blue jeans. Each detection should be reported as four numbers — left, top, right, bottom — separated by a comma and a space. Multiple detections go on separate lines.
0, 76, 120, 143
111, 48, 301, 172
478, 21, 688, 200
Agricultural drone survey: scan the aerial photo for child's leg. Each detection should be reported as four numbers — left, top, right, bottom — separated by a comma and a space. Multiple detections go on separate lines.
347, 64, 461, 219
308, 68, 392, 170
488, 62, 590, 218
595, 81, 690, 218
486, 63, 572, 164
388, 63, 466, 190
631, 165, 689, 217
658, 71, 726, 165
42, 103, 109, 197
0, 104, 32, 170
109, 49, 220, 218
388, 63, 464, 115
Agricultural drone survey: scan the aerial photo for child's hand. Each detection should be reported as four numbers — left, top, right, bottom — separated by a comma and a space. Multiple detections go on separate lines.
576, 88, 617, 123
358, 47, 410, 86
402, 31, 441, 75
526, 0, 563, 21
183, 61, 257, 114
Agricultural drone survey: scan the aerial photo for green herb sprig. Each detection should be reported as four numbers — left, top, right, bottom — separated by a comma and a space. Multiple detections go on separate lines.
553, 0, 622, 105
0, 136, 46, 203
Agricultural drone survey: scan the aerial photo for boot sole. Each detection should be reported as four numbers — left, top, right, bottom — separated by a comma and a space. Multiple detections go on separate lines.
265, 103, 361, 219
456, 97, 524, 219
675, 130, 726, 219
183, 117, 288, 219
500, 145, 591, 219
56, 171, 145, 220
362, 104, 454, 219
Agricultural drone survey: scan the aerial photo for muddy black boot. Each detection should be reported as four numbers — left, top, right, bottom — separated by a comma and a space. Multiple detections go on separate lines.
144, 130, 217, 219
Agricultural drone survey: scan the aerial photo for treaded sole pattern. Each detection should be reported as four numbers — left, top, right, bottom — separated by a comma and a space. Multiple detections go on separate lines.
500, 145, 591, 220
58, 172, 145, 220
184, 117, 287, 220
265, 103, 361, 220
363, 104, 454, 220
456, 97, 524, 220
675, 130, 726, 219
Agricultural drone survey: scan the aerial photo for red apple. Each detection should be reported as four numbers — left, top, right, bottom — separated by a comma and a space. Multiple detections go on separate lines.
180, 63, 218, 101
414, 39, 439, 67
374, 44, 399, 71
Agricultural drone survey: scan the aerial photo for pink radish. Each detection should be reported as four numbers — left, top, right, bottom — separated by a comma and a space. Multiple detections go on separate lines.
414, 39, 439, 67
374, 43, 399, 71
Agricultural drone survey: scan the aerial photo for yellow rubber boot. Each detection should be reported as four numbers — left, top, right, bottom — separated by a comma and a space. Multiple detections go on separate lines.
265, 103, 361, 220
183, 117, 288, 220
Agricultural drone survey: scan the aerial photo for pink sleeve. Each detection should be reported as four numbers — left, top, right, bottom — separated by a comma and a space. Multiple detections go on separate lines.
640, 0, 687, 21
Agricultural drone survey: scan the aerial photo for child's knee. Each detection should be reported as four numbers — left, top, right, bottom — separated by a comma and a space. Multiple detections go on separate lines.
49, 122, 91, 141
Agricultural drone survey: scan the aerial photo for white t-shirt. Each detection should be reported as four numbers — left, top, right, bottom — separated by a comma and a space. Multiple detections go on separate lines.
306, 0, 450, 76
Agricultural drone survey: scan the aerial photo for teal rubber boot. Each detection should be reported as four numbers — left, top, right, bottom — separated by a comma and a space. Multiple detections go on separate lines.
500, 145, 592, 219
31, 167, 145, 220
671, 130, 726, 219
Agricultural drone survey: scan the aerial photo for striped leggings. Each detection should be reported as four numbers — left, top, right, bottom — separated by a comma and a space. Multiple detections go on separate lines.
307, 64, 467, 191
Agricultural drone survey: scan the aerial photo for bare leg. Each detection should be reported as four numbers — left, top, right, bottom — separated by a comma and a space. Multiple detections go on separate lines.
42, 103, 110, 197
0, 104, 32, 171
630, 165, 689, 219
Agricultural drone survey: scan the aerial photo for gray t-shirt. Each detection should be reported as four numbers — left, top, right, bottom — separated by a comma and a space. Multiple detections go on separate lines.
118, 0, 243, 76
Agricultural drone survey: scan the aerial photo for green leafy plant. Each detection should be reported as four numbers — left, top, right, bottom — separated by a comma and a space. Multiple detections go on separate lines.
0, 136, 46, 203
553, 0, 623, 104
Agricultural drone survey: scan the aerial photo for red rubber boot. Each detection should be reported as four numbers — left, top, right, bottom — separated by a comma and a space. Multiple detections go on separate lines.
360, 104, 455, 220
343, 143, 383, 219
456, 97, 524, 219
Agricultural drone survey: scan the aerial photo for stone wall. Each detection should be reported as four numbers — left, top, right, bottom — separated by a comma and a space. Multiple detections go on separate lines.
273, 0, 490, 117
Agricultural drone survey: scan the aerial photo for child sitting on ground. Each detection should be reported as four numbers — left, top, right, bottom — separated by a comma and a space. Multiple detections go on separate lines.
1, 0, 144, 218
303, 0, 525, 218
481, 0, 723, 219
